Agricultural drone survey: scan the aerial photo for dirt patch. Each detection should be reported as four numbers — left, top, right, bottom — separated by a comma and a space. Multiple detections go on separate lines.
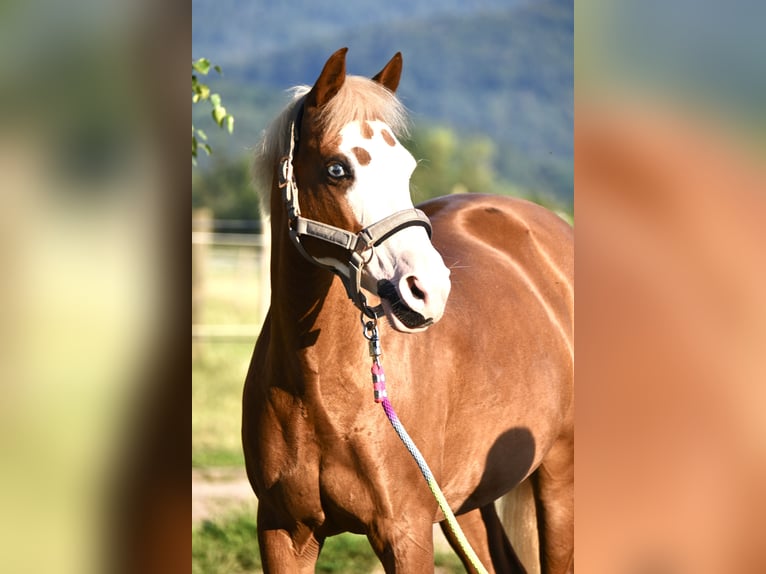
192, 467, 257, 525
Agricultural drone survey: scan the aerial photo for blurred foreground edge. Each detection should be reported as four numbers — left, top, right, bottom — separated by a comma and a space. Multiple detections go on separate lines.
575, 98, 766, 573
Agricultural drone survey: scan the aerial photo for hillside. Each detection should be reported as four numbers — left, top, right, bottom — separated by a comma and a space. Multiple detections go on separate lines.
193, 0, 572, 204
192, 0, 527, 63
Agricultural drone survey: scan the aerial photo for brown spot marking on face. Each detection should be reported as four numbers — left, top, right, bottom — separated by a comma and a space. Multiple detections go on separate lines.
381, 129, 396, 147
360, 121, 374, 139
352, 146, 371, 166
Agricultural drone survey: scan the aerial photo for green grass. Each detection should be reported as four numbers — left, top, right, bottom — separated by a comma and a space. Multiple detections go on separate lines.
193, 513, 261, 574
192, 341, 254, 467
193, 512, 467, 573
316, 535, 381, 573
193, 243, 266, 467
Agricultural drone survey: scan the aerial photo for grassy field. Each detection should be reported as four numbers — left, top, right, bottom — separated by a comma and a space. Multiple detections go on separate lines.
193, 243, 265, 467
193, 341, 253, 467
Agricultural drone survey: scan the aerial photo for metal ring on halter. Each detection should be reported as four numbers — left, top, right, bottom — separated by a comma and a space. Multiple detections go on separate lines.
359, 243, 375, 266
361, 311, 378, 339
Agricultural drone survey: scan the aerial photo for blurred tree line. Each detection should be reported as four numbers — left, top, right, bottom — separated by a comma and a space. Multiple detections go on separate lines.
192, 123, 571, 228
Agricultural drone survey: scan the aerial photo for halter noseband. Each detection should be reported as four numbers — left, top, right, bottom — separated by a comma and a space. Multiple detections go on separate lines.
278, 115, 433, 318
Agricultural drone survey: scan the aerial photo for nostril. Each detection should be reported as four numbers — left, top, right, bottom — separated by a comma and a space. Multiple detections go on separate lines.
407, 276, 426, 301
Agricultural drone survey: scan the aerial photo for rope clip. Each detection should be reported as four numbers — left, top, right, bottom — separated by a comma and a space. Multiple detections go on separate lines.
361, 312, 386, 402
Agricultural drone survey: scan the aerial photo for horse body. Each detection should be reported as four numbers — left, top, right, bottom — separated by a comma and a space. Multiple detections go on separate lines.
242, 48, 573, 573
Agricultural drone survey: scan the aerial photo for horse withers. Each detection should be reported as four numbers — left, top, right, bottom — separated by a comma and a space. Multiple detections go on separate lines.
242, 48, 574, 573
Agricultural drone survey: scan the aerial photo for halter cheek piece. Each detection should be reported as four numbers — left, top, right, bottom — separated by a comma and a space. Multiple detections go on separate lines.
278, 114, 432, 319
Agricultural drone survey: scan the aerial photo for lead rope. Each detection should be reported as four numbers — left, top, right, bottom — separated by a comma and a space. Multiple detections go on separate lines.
362, 316, 490, 574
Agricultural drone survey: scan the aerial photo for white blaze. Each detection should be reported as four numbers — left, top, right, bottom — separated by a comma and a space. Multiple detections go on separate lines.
339, 120, 417, 226
338, 120, 451, 331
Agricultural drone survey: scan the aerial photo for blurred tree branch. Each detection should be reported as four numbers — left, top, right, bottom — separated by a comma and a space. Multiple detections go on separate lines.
192, 58, 234, 165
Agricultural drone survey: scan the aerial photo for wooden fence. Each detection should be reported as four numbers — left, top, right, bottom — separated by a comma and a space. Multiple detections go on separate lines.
192, 210, 270, 341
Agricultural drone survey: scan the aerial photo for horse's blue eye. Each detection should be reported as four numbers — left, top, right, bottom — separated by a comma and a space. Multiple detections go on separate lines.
327, 163, 346, 178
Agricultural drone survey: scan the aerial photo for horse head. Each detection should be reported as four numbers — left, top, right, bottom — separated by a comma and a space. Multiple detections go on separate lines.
283, 48, 451, 332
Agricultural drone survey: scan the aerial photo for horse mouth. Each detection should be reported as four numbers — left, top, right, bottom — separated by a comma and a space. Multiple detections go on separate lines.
376, 280, 434, 331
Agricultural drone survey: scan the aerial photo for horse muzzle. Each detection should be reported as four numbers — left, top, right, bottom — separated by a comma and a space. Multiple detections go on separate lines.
377, 279, 434, 330
372, 239, 451, 333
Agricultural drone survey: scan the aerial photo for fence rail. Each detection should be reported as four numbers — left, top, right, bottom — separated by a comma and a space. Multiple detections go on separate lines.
192, 324, 262, 341
192, 213, 270, 342
191, 232, 264, 248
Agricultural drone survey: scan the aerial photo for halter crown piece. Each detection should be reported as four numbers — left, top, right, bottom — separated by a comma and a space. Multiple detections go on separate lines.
278, 110, 433, 318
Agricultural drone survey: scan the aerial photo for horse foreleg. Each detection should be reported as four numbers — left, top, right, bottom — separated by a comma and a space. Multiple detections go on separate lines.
367, 514, 435, 573
256, 503, 323, 574
533, 433, 574, 574
440, 505, 527, 574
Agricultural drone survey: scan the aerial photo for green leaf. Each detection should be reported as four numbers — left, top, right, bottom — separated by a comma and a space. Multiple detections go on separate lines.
193, 83, 210, 101
192, 58, 211, 75
212, 106, 226, 126
191, 57, 235, 164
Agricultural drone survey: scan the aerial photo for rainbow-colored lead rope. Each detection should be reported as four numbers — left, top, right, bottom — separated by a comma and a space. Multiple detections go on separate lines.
366, 322, 489, 574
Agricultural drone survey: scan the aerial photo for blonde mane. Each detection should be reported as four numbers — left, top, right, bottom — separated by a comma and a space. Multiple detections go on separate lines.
254, 76, 409, 212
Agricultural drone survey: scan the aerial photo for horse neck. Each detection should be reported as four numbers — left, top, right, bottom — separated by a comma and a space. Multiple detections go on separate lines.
260, 207, 372, 429
266, 200, 358, 357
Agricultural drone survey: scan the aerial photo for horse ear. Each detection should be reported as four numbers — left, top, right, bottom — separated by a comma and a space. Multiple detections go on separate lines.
305, 47, 348, 110
372, 52, 403, 93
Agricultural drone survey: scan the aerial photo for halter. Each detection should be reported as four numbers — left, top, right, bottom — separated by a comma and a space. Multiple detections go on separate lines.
278, 112, 433, 318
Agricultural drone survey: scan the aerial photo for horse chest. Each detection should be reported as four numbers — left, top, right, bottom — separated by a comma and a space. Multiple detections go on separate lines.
253, 391, 378, 524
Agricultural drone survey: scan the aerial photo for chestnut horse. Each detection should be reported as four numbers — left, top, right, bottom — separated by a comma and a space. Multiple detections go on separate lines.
242, 48, 574, 573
